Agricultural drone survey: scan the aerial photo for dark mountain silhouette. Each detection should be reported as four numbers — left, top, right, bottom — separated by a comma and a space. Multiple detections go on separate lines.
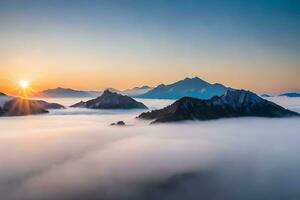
138, 90, 299, 123
279, 92, 300, 97
71, 90, 147, 109
0, 98, 64, 116
0, 92, 6, 96
138, 77, 231, 99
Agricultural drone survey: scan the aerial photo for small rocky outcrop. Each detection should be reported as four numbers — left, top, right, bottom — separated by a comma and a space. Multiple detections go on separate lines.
110, 121, 126, 126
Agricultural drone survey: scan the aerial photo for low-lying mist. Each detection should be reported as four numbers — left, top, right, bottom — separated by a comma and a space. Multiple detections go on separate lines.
0, 97, 299, 200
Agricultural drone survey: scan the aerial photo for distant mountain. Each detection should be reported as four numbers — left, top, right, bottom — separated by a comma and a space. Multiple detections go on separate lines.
105, 88, 123, 94
32, 85, 153, 98
34, 87, 101, 98
138, 77, 231, 99
71, 90, 147, 109
103, 86, 153, 96
279, 92, 300, 98
261, 94, 272, 97
31, 100, 65, 109
0, 98, 64, 116
138, 90, 299, 123
123, 86, 153, 96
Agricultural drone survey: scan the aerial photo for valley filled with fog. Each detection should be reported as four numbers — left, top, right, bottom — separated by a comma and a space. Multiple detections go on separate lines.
0, 97, 299, 200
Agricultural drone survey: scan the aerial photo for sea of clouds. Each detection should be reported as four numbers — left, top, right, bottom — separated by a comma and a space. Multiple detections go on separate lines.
0, 97, 299, 200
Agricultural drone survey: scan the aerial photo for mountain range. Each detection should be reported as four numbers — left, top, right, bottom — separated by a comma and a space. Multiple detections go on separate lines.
137, 77, 231, 99
31, 77, 299, 100
33, 86, 153, 98
138, 90, 299, 123
33, 87, 101, 98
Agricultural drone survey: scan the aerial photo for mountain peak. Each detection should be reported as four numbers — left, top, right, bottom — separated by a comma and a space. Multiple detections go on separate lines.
183, 77, 204, 82
71, 89, 147, 109
138, 77, 229, 99
103, 89, 116, 94
139, 89, 299, 123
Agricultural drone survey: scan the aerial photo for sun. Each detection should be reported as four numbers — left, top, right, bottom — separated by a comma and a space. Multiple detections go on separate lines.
19, 80, 29, 89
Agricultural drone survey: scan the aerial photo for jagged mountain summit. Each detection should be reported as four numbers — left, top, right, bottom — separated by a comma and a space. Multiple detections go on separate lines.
138, 90, 299, 123
138, 77, 231, 99
71, 90, 147, 109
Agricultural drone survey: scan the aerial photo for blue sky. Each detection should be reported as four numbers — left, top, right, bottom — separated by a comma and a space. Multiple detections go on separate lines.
0, 0, 299, 94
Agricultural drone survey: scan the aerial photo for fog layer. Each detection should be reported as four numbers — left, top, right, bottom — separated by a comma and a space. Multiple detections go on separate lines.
0, 97, 299, 200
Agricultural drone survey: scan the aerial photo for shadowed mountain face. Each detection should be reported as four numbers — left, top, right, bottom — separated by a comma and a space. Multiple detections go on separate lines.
280, 92, 300, 97
71, 90, 148, 109
2, 98, 48, 116
0, 98, 65, 116
138, 77, 230, 100
139, 90, 299, 123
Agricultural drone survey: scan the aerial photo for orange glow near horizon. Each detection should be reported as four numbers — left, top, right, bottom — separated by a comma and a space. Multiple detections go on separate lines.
2, 79, 38, 99
0, 72, 298, 97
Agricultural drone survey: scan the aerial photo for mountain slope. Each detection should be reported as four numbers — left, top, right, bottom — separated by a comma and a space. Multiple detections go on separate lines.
138, 90, 299, 123
71, 90, 147, 109
138, 77, 230, 99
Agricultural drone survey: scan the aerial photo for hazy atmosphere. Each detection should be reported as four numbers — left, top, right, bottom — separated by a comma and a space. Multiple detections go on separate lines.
0, 97, 299, 200
0, 1, 300, 200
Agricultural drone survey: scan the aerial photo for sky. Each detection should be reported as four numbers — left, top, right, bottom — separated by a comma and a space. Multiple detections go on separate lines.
0, 0, 299, 95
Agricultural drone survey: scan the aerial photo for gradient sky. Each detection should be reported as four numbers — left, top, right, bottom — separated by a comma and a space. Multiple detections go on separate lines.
0, 0, 299, 95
